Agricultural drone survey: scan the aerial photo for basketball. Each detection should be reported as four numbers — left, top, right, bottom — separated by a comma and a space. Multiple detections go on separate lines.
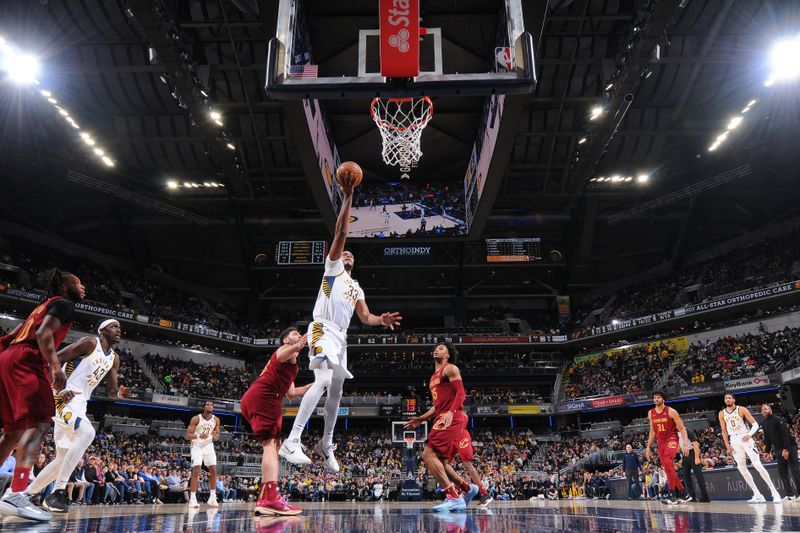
336, 161, 363, 189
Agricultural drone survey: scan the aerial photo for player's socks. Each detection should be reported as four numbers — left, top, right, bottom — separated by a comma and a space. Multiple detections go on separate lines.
458, 481, 471, 494
478, 486, 488, 497
265, 482, 279, 501
11, 467, 30, 493
445, 485, 459, 499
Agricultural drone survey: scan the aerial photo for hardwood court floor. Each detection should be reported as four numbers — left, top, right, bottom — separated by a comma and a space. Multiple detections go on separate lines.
1, 499, 800, 532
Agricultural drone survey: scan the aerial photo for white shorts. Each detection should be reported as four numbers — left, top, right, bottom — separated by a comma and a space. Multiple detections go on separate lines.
308, 320, 353, 379
731, 434, 757, 454
53, 397, 90, 449
191, 445, 217, 467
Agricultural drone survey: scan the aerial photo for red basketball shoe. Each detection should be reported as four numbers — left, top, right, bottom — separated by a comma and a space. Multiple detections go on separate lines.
254, 496, 302, 516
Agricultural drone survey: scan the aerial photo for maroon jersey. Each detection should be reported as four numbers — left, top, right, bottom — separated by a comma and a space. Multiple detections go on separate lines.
650, 406, 679, 443
253, 351, 299, 398
429, 363, 461, 415
10, 297, 74, 351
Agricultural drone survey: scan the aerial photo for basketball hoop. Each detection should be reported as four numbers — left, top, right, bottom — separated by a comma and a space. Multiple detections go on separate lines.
404, 435, 416, 450
370, 96, 434, 168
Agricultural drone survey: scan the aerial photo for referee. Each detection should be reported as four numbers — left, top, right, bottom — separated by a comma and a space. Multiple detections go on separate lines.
760, 404, 800, 500
681, 428, 710, 502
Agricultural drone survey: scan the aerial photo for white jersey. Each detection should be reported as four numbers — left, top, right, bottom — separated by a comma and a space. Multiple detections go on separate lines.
193, 415, 217, 448
722, 406, 749, 437
312, 256, 365, 331
61, 337, 116, 399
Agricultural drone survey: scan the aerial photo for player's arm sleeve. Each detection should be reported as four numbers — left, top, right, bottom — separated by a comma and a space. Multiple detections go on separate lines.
324, 256, 345, 276
46, 298, 75, 323
450, 380, 466, 412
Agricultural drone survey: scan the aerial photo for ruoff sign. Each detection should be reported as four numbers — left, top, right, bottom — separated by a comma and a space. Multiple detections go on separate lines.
380, 0, 420, 77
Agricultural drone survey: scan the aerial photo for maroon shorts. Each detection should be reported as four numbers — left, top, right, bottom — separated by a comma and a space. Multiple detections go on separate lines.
454, 428, 475, 462
0, 345, 55, 431
240, 382, 284, 442
426, 410, 468, 461
657, 438, 680, 464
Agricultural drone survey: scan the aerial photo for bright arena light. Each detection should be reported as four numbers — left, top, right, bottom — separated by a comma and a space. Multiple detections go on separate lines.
226, 142, 235, 150
209, 110, 222, 120
637, 174, 649, 183
2, 50, 40, 85
166, 180, 179, 190
101, 156, 114, 167
727, 116, 743, 130
769, 36, 800, 82
589, 106, 604, 120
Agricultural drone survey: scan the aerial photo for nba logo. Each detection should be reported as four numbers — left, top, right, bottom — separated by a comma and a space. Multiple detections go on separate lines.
495, 47, 514, 72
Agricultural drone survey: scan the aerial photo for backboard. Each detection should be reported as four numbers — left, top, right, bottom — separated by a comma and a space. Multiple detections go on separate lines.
266, 0, 535, 99
392, 420, 428, 445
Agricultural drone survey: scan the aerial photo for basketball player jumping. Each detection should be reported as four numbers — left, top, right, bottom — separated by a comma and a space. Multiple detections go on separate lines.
0, 269, 83, 522
279, 168, 402, 471
404, 341, 471, 512
645, 391, 689, 505
23, 318, 130, 512
240, 327, 312, 516
719, 393, 782, 503
185, 401, 221, 507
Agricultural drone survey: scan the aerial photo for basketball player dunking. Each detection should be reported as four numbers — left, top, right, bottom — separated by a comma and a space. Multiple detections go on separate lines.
240, 327, 311, 516
185, 401, 221, 507
279, 168, 401, 471
23, 318, 129, 512
645, 390, 689, 505
404, 342, 470, 512
0, 269, 83, 522
719, 393, 781, 503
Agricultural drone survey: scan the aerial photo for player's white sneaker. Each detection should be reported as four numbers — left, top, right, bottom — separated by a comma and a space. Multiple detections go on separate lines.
314, 441, 340, 472
747, 494, 766, 504
279, 438, 312, 466
207, 493, 219, 507
772, 492, 783, 504
188, 494, 200, 508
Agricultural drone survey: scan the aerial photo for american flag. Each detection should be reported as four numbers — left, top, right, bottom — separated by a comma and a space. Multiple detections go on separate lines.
288, 64, 318, 78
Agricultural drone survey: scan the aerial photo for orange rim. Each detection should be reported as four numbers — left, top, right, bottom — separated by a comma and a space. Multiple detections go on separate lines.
370, 96, 434, 132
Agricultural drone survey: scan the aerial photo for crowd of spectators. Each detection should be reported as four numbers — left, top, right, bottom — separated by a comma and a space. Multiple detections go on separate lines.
582, 226, 800, 325
668, 326, 799, 388
144, 353, 251, 400
564, 339, 680, 398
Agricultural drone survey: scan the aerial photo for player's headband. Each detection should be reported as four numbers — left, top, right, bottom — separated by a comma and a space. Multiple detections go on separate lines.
98, 319, 120, 334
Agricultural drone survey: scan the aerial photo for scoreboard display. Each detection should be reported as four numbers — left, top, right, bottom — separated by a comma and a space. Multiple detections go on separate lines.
485, 238, 542, 263
402, 397, 418, 416
275, 241, 327, 265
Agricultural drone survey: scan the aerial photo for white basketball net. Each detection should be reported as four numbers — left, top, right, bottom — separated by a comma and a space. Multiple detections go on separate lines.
370, 97, 434, 167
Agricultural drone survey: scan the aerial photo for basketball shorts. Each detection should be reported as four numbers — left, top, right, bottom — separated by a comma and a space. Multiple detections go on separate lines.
426, 410, 468, 461
53, 396, 91, 449
730, 433, 757, 454
308, 320, 353, 379
454, 428, 475, 463
0, 345, 55, 431
241, 383, 284, 442
191, 444, 217, 467
657, 438, 680, 464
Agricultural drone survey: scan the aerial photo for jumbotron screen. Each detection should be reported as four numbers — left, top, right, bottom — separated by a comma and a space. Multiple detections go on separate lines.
485, 238, 542, 263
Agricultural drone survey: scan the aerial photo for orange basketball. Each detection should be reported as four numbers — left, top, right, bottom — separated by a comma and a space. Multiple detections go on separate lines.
336, 161, 363, 188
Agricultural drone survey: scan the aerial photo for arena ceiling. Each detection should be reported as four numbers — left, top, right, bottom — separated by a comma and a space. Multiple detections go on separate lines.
1, 0, 799, 307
